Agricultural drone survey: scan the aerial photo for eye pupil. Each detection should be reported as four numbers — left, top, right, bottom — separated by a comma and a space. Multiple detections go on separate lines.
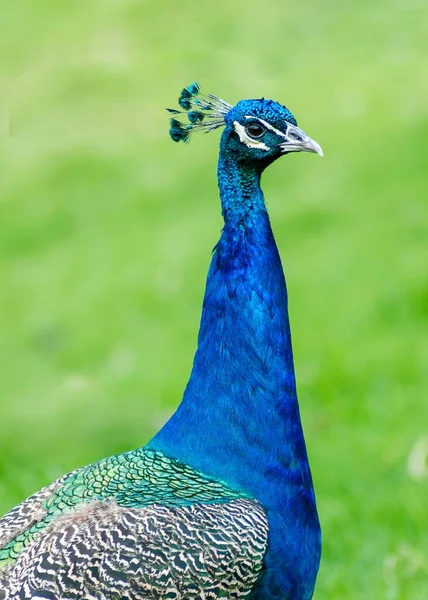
245, 123, 265, 139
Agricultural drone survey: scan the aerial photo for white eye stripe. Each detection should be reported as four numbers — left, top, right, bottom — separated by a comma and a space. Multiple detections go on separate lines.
244, 115, 288, 140
233, 121, 270, 151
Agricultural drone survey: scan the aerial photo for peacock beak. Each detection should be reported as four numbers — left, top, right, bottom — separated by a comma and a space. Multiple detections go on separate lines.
279, 123, 323, 157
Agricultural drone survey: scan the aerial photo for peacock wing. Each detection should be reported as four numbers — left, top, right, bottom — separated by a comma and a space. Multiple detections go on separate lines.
0, 498, 268, 600
0, 472, 76, 559
0, 448, 257, 573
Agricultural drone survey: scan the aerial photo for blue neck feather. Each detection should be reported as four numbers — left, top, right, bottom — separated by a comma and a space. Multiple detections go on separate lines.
151, 152, 312, 495
150, 148, 320, 599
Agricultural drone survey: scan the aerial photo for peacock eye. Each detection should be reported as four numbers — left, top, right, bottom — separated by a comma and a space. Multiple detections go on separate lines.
245, 123, 265, 139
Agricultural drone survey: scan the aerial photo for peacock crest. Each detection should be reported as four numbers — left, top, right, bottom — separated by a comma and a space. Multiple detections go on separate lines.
168, 82, 232, 143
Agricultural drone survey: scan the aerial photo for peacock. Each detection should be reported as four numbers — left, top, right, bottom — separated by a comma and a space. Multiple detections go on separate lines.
0, 83, 323, 600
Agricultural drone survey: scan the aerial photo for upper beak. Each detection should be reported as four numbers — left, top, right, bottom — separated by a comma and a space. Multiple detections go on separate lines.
279, 123, 323, 157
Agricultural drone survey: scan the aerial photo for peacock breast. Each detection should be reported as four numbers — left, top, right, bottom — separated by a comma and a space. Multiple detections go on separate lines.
250, 492, 321, 600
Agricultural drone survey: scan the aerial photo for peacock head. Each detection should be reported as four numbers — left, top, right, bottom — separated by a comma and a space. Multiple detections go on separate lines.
168, 82, 322, 169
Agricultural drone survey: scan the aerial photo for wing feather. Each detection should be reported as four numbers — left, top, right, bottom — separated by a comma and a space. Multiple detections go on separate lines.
0, 499, 268, 600
0, 448, 248, 569
0, 475, 70, 549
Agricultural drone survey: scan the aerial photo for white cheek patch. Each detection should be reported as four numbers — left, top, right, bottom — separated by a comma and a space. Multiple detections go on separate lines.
233, 121, 270, 151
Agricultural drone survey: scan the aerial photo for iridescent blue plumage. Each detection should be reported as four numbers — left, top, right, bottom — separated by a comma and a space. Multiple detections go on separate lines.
0, 83, 322, 600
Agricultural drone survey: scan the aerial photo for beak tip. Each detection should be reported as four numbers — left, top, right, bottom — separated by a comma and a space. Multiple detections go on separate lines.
312, 141, 324, 157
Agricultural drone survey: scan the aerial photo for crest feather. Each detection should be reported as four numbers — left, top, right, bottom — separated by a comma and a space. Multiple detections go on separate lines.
168, 82, 232, 143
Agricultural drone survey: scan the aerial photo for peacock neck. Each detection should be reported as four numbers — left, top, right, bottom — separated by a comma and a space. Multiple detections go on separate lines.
150, 154, 313, 504
217, 155, 265, 225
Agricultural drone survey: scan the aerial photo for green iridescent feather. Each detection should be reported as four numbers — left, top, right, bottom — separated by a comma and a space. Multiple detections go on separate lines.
0, 448, 248, 568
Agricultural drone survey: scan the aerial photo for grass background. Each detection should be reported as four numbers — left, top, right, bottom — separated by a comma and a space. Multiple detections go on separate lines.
1, 1, 427, 597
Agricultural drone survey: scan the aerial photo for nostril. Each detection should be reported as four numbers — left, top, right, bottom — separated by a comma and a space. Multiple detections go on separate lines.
288, 131, 303, 142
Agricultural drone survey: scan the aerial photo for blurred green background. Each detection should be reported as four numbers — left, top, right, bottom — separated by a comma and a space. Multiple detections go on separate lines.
1, 0, 427, 597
